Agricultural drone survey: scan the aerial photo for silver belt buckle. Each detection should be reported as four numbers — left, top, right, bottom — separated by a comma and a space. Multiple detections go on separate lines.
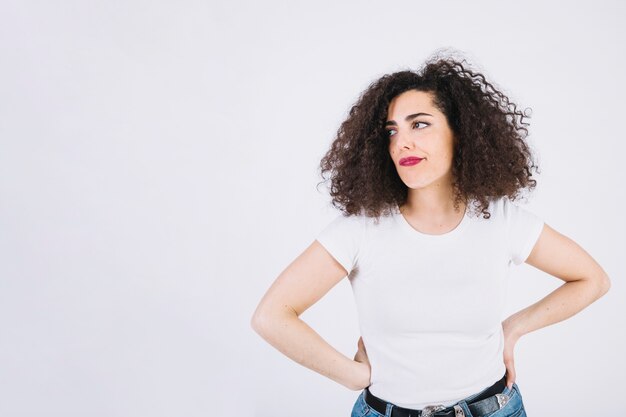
421, 404, 446, 417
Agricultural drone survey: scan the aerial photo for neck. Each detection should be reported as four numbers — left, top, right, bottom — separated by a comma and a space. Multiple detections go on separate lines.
401, 183, 465, 218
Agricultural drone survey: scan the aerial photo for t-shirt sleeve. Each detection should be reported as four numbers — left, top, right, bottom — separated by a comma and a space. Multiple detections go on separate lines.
314, 214, 364, 276
504, 199, 545, 266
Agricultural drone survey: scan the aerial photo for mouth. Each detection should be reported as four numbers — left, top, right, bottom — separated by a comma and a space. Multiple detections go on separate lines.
399, 157, 424, 166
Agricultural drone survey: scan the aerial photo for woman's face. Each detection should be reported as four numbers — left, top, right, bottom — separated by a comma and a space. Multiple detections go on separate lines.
386, 89, 456, 191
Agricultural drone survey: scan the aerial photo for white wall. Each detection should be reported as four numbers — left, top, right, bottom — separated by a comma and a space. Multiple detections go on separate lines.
0, 1, 624, 416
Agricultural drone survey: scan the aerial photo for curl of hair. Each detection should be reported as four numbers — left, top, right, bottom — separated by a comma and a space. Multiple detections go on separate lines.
318, 52, 539, 221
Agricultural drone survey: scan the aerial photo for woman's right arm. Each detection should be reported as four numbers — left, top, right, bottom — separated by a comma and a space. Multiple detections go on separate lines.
250, 239, 370, 391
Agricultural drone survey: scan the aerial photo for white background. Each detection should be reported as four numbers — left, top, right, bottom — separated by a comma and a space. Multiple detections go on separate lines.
1, 1, 624, 416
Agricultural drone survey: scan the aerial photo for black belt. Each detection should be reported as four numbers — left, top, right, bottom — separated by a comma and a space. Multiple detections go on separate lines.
363, 373, 508, 417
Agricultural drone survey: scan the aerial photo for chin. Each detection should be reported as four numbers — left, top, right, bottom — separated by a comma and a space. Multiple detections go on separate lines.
403, 182, 429, 190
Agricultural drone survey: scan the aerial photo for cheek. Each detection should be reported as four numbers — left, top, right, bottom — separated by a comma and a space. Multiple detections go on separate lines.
436, 140, 455, 161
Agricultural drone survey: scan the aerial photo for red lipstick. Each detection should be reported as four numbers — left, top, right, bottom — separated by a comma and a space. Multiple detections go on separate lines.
399, 157, 424, 166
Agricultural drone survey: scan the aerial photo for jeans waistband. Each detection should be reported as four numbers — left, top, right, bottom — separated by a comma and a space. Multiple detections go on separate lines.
363, 373, 510, 417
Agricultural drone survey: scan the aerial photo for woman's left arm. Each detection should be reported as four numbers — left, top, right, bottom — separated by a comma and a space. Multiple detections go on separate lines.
501, 223, 611, 388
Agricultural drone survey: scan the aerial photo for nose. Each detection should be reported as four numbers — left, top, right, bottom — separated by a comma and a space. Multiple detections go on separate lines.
394, 128, 414, 149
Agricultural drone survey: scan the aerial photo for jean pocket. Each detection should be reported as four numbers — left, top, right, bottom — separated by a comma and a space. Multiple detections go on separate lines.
350, 391, 365, 417
351, 390, 385, 417
484, 383, 525, 417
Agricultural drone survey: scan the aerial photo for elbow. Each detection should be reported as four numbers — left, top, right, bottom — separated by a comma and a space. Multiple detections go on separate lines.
250, 310, 278, 336
250, 311, 267, 335
600, 274, 611, 295
594, 273, 611, 298
250, 300, 271, 334
251, 306, 297, 336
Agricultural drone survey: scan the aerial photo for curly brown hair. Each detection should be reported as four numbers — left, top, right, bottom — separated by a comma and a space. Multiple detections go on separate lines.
318, 53, 539, 221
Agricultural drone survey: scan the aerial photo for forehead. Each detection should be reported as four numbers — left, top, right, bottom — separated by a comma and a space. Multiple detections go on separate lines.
387, 90, 436, 118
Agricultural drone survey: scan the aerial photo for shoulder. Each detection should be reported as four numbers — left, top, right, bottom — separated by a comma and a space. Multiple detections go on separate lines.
322, 209, 384, 228
316, 211, 387, 245
317, 212, 368, 239
485, 196, 535, 220
322, 212, 368, 229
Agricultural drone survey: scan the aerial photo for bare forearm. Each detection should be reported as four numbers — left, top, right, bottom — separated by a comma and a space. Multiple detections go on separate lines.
503, 276, 610, 339
251, 312, 365, 390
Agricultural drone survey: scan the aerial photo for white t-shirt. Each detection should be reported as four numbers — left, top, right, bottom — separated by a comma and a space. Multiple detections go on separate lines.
315, 196, 544, 409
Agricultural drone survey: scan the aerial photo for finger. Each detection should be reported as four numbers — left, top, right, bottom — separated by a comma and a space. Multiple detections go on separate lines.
503, 351, 515, 386
505, 366, 515, 389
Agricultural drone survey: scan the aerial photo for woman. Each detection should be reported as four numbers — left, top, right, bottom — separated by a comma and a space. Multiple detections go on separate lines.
250, 54, 611, 417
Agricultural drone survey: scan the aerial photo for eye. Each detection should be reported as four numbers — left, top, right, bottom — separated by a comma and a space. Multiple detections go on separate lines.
386, 121, 429, 137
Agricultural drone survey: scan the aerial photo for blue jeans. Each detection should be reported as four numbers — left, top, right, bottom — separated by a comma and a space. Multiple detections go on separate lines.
351, 381, 527, 417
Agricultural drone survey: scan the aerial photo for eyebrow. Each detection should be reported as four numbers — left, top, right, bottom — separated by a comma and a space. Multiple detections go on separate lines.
385, 112, 433, 126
